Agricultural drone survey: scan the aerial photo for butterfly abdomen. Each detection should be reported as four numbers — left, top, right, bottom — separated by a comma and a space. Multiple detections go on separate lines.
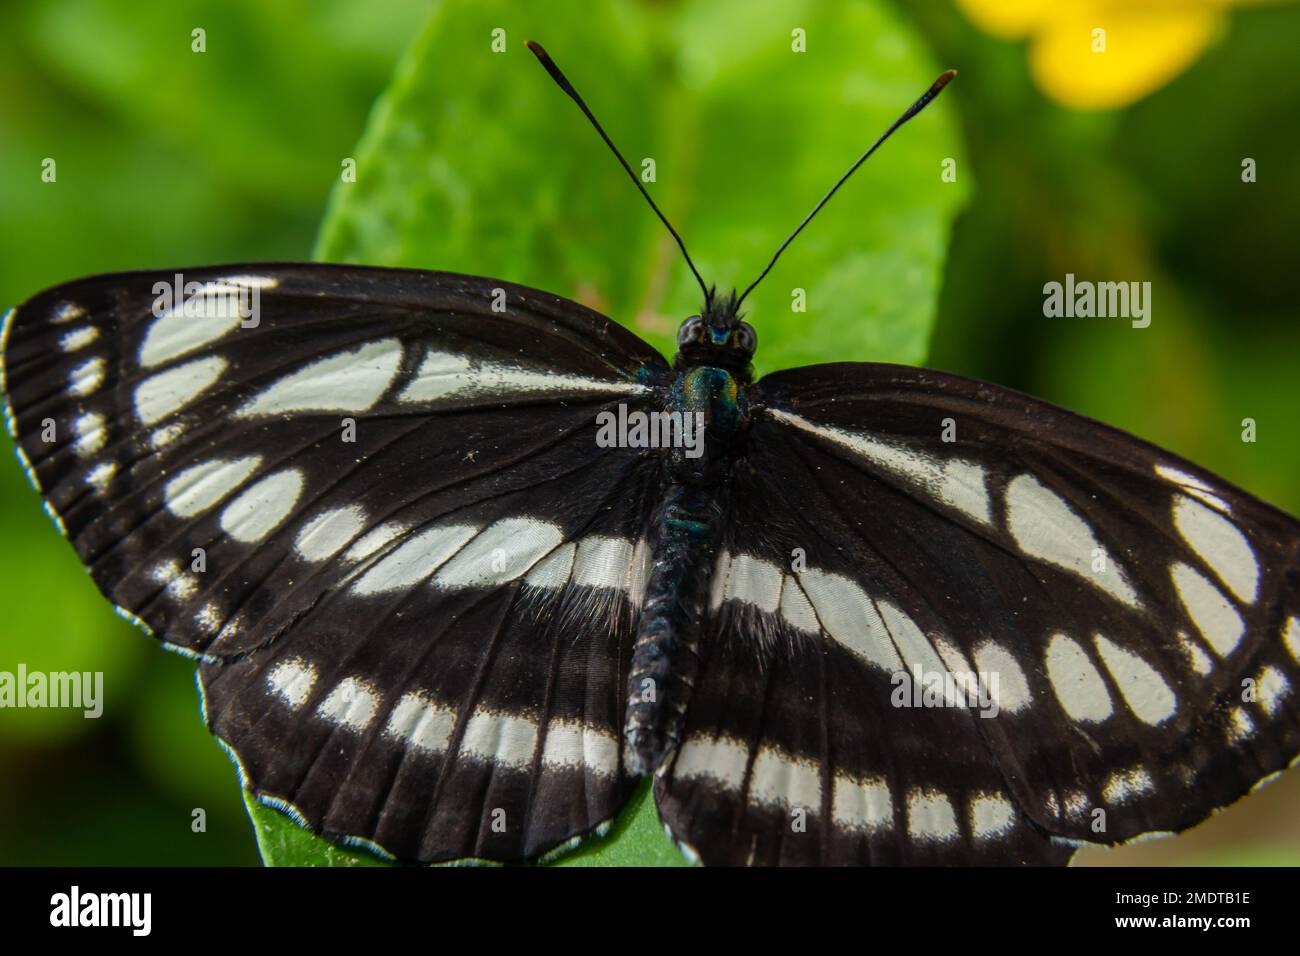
625, 481, 727, 775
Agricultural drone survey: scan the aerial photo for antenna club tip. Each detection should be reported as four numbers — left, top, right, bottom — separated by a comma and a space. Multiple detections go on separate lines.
522, 39, 553, 64
935, 69, 957, 90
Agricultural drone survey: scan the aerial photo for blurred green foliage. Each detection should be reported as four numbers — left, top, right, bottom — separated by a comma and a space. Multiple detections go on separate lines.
1, 0, 1297, 866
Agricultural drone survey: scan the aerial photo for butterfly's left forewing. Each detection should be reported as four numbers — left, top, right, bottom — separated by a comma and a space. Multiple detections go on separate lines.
657, 361, 1299, 865
2, 264, 672, 861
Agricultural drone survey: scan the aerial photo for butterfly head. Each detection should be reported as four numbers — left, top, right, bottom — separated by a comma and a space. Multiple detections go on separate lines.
675, 289, 756, 379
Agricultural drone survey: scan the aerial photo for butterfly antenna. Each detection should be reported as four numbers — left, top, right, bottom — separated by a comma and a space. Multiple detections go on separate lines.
526, 40, 712, 306
735, 69, 957, 309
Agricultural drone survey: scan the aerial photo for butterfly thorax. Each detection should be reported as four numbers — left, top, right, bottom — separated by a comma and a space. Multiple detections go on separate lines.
665, 366, 749, 484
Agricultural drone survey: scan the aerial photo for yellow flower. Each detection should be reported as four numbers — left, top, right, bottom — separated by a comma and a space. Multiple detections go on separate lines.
955, 0, 1284, 109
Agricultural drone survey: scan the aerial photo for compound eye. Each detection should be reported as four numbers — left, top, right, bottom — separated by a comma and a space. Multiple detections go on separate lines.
677, 316, 706, 347
732, 323, 757, 353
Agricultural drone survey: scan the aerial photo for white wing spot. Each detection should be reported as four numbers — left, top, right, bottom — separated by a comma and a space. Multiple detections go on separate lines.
194, 603, 222, 635
1172, 494, 1259, 604
628, 537, 651, 606
266, 658, 317, 709
459, 708, 539, 770
1005, 474, 1139, 607
878, 600, 963, 706
399, 349, 645, 403
1177, 631, 1213, 675
749, 745, 822, 812
907, 789, 959, 843
134, 355, 226, 424
51, 302, 87, 324
1102, 766, 1153, 804
238, 339, 403, 417
140, 283, 248, 367
1155, 464, 1231, 513
385, 692, 456, 753
1094, 633, 1177, 725
798, 568, 901, 672
433, 517, 565, 588
673, 735, 749, 791
1171, 562, 1244, 658
164, 456, 262, 517
708, 551, 732, 611
1155, 464, 1212, 491
1256, 666, 1290, 716
351, 524, 478, 595
832, 775, 893, 832
149, 560, 181, 585
723, 553, 783, 614
398, 350, 471, 401
316, 676, 380, 731
766, 410, 993, 525
541, 720, 620, 777
523, 541, 576, 590
165, 573, 198, 602
215, 274, 277, 289
1284, 617, 1300, 665
1044, 792, 1060, 820
69, 357, 106, 397
939, 459, 993, 525
1045, 632, 1113, 722
219, 468, 303, 543
60, 327, 98, 352
972, 642, 1033, 713
85, 461, 116, 493
970, 793, 1015, 839
778, 576, 819, 634
149, 422, 186, 449
343, 522, 406, 563
934, 638, 982, 703
1064, 791, 1089, 820
72, 412, 107, 456
294, 506, 367, 562
1227, 707, 1255, 744
571, 535, 635, 590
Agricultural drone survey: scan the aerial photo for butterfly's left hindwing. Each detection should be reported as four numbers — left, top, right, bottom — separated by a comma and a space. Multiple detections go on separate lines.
657, 361, 1299, 864
2, 264, 672, 862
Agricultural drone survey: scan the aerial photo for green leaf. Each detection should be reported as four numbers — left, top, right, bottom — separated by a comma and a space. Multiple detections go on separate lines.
247, 0, 967, 866
244, 791, 388, 867
549, 780, 688, 867
316, 0, 967, 373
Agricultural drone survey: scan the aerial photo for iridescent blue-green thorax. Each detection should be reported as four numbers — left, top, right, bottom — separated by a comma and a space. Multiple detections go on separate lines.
665, 365, 748, 485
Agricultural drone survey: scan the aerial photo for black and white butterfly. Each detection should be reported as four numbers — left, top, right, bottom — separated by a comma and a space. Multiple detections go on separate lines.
3, 42, 1298, 867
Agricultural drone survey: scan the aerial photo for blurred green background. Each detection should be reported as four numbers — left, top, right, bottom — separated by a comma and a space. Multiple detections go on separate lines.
0, 0, 1297, 865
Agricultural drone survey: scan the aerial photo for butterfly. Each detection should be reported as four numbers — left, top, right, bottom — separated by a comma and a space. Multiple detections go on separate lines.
2, 40, 1297, 867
